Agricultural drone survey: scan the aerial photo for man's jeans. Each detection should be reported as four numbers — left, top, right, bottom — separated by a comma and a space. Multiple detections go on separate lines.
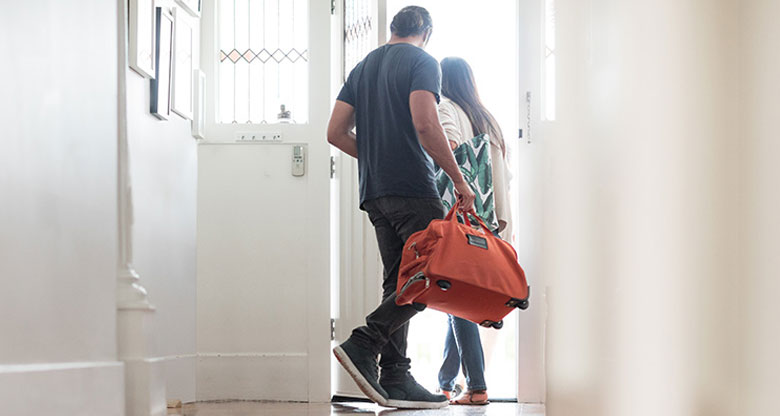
438, 314, 487, 391
348, 196, 445, 385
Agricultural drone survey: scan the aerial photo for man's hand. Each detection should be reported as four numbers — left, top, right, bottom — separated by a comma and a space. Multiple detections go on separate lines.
453, 180, 476, 212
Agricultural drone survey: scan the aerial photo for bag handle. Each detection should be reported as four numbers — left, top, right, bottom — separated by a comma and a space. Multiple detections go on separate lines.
444, 200, 493, 233
396, 272, 430, 305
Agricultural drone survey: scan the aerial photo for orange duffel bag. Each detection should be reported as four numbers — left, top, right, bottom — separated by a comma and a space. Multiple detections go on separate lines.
395, 201, 530, 329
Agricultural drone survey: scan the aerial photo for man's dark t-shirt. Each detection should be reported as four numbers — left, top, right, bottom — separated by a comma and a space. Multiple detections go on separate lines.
337, 43, 442, 208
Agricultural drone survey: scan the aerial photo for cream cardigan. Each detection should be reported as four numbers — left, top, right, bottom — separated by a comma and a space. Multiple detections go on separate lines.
438, 96, 513, 241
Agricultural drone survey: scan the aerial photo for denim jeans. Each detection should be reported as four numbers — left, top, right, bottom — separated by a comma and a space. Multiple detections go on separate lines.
438, 314, 487, 391
348, 196, 445, 385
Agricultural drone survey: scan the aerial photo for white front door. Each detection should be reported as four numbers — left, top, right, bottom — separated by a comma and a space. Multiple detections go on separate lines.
197, 0, 332, 402
330, 0, 384, 399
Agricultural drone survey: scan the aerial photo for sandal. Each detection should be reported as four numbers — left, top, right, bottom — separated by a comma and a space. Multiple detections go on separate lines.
437, 383, 463, 401
451, 389, 489, 405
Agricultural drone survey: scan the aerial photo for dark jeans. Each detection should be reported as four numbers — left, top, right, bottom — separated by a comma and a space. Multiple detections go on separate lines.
348, 196, 445, 384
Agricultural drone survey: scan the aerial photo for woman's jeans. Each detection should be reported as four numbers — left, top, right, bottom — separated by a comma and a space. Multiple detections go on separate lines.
438, 314, 487, 391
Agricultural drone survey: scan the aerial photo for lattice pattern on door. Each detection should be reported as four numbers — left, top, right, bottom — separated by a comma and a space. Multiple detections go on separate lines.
344, 0, 373, 79
218, 0, 309, 124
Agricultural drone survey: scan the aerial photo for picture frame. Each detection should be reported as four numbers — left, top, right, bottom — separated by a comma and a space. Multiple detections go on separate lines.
171, 7, 194, 120
192, 69, 206, 139
151, 7, 174, 120
175, 0, 201, 18
128, 0, 156, 78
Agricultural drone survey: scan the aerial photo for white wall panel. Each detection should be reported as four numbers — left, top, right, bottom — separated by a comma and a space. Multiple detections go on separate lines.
0, 0, 123, 414
543, 1, 740, 415
739, 0, 780, 413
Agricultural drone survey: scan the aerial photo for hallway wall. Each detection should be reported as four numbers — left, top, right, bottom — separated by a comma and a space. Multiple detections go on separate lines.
542, 0, 740, 415
739, 0, 780, 413
125, 0, 200, 403
0, 1, 124, 415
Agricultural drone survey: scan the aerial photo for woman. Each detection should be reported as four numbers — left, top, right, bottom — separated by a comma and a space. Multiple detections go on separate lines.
435, 57, 512, 405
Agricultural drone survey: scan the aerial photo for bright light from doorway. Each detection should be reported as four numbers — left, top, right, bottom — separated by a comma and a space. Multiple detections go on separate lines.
386, 0, 519, 400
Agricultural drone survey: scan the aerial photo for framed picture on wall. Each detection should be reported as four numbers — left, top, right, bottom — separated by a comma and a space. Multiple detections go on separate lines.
150, 7, 174, 120
192, 70, 206, 139
172, 7, 194, 120
175, 0, 201, 18
128, 0, 155, 78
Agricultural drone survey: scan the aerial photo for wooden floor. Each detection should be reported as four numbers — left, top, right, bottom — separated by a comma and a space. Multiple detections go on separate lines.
169, 401, 546, 415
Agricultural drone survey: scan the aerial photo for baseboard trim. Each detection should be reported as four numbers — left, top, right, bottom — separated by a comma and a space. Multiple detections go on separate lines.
197, 353, 308, 401
123, 357, 167, 416
0, 360, 124, 416
161, 354, 197, 403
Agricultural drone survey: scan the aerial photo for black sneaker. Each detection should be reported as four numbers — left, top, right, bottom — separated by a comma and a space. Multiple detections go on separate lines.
381, 374, 449, 409
333, 339, 389, 406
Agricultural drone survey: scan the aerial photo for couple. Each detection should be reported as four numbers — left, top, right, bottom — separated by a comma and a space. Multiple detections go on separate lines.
327, 5, 511, 409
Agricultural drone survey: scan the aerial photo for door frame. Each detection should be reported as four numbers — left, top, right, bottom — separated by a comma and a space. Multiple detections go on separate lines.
330, 0, 547, 403
515, 0, 547, 404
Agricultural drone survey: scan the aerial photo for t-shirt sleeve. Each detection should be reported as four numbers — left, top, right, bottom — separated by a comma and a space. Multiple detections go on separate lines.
438, 100, 465, 146
337, 70, 356, 106
410, 54, 442, 103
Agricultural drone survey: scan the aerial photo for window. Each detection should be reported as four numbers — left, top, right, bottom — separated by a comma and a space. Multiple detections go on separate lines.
218, 0, 309, 124
343, 0, 373, 79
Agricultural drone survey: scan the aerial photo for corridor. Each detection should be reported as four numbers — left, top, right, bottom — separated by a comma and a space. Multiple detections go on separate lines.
2, 0, 779, 415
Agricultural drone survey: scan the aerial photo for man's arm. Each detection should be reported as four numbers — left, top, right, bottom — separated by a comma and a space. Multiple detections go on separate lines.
410, 90, 476, 211
327, 100, 358, 158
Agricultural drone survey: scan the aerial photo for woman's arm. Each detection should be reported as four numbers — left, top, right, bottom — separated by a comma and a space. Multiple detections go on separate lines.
438, 100, 463, 150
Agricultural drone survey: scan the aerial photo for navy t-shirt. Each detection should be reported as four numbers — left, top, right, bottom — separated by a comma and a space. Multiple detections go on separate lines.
337, 43, 442, 208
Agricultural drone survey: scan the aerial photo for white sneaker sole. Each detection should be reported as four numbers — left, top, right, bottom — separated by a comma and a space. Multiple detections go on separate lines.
333, 346, 389, 407
385, 398, 449, 409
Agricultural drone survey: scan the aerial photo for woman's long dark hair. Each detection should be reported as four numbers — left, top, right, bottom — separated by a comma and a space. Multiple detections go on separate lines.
440, 57, 506, 156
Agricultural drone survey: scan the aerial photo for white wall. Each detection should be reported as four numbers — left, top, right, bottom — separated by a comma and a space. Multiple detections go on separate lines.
125, 0, 200, 403
0, 1, 124, 414
739, 0, 780, 413
542, 1, 740, 415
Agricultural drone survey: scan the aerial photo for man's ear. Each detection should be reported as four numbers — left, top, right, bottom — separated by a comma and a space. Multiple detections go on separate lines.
422, 29, 432, 48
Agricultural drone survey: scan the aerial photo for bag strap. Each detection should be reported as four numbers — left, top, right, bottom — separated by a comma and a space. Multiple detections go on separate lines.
445, 200, 493, 233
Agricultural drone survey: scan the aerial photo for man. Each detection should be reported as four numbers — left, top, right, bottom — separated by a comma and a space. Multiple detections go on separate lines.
327, 5, 476, 409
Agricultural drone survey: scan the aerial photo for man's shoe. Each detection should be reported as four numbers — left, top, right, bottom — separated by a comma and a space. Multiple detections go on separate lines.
333, 339, 388, 406
382, 374, 449, 409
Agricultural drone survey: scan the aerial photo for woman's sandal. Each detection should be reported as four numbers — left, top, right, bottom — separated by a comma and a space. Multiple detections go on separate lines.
451, 389, 489, 405
437, 383, 463, 401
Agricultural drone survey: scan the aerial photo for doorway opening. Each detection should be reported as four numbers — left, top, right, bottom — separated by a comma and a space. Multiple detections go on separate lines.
386, 0, 521, 400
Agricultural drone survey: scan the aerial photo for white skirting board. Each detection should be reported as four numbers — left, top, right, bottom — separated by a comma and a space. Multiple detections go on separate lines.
123, 357, 167, 416
163, 354, 197, 403
196, 353, 308, 401
0, 361, 124, 416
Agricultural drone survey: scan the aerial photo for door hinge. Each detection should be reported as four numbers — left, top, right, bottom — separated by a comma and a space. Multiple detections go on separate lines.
330, 156, 336, 179
331, 0, 336, 15
330, 318, 336, 341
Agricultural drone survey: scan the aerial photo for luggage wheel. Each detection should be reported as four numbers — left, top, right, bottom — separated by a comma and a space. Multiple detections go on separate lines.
436, 280, 452, 291
480, 320, 504, 330
505, 298, 530, 310
506, 287, 531, 310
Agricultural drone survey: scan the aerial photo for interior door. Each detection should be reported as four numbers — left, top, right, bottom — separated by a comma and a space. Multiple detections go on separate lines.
197, 0, 333, 402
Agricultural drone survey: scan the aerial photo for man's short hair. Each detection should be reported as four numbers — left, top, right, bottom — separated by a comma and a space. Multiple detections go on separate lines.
390, 6, 432, 38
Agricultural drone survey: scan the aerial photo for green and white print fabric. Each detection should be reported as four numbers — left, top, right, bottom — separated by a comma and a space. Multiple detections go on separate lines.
434, 133, 499, 231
